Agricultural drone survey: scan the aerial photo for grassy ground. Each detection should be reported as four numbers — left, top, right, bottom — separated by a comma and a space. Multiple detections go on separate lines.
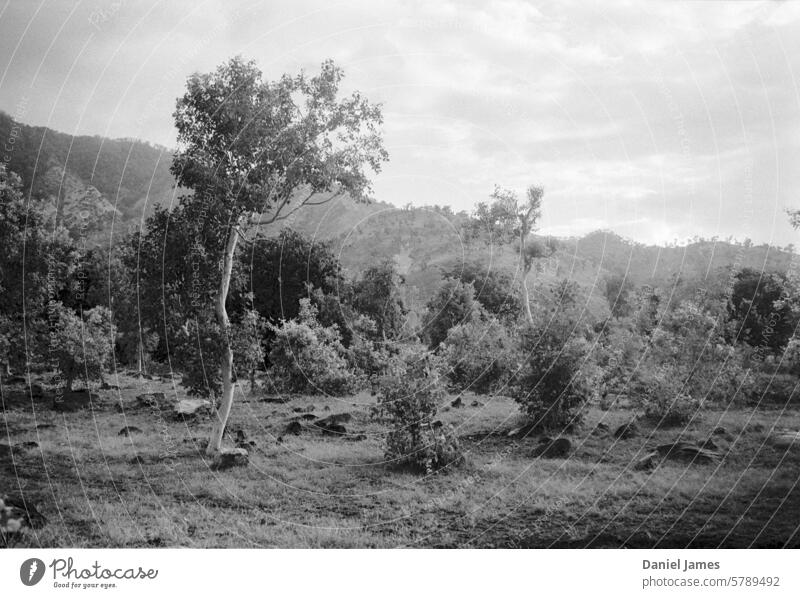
2, 372, 800, 548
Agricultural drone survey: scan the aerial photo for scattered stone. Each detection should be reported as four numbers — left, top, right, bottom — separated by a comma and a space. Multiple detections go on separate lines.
303, 405, 316, 413
35, 423, 54, 430
100, 382, 120, 390
292, 407, 305, 413
118, 426, 143, 436
591, 422, 610, 436
634, 451, 661, 471
53, 390, 98, 412
470, 400, 484, 408
285, 421, 303, 436
614, 421, 638, 440
129, 455, 146, 465
1, 494, 47, 529
210, 448, 249, 471
15, 441, 39, 450
347, 433, 368, 441
173, 398, 212, 420
697, 437, 718, 451
771, 431, 800, 449
712, 426, 727, 436
300, 413, 317, 421
533, 437, 572, 458
451, 397, 463, 408
655, 441, 719, 465
317, 413, 352, 428
136, 392, 167, 409
323, 406, 331, 412
321, 423, 347, 436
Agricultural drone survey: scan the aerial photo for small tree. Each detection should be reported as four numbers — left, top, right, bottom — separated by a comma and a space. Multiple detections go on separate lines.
423, 277, 481, 349
467, 185, 548, 323
377, 345, 462, 472
441, 316, 514, 394
352, 259, 407, 340
52, 304, 116, 392
168, 56, 387, 454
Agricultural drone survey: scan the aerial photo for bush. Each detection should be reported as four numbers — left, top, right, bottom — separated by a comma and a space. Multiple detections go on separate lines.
52, 303, 116, 391
377, 345, 462, 472
267, 299, 357, 396
511, 319, 595, 432
441, 317, 514, 394
631, 364, 700, 426
423, 277, 481, 349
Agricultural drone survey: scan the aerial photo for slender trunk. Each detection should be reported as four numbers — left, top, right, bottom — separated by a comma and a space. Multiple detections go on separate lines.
136, 339, 143, 375
522, 268, 533, 325
206, 222, 240, 455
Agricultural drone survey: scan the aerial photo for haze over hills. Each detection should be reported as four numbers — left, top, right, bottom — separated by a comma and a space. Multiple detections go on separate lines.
2, 113, 796, 307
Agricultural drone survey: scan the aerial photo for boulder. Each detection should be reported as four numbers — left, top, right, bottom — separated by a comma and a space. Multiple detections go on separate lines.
533, 437, 572, 458
591, 422, 610, 436
173, 398, 212, 420
655, 441, 719, 465
712, 426, 727, 436
136, 392, 167, 409
771, 431, 800, 449
470, 400, 484, 408
0, 494, 47, 529
697, 437, 718, 451
210, 448, 249, 471
118, 426, 143, 436
53, 390, 98, 412
303, 405, 317, 413
15, 441, 38, 450
317, 413, 352, 427
300, 413, 317, 421
451, 397, 463, 408
321, 423, 347, 436
285, 421, 303, 436
614, 421, 639, 440
634, 451, 661, 471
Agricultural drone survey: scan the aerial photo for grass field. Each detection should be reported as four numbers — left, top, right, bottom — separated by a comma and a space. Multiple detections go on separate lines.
2, 372, 800, 548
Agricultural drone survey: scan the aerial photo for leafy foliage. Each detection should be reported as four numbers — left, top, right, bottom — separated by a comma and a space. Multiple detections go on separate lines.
441, 317, 515, 394
267, 299, 357, 396
51, 303, 116, 391
352, 259, 407, 340
377, 345, 462, 473
423, 277, 481, 349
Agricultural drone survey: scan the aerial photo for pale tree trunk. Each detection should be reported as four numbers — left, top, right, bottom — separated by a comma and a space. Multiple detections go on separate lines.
206, 222, 240, 455
521, 267, 533, 325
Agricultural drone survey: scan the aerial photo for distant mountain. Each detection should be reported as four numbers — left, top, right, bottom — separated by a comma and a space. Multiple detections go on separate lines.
2, 113, 795, 309
0, 112, 176, 235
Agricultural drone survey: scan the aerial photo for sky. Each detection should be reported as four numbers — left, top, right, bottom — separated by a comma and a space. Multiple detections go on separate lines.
1, 0, 799, 246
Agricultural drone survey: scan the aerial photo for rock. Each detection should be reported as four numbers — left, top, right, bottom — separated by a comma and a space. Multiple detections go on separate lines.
35, 423, 54, 430
634, 451, 661, 471
320, 423, 347, 436
346, 433, 368, 441
118, 426, 143, 436
470, 400, 484, 408
15, 441, 39, 450
210, 448, 249, 471
101, 383, 120, 390
533, 437, 572, 458
591, 422, 610, 436
300, 413, 317, 421
614, 421, 638, 440
771, 431, 800, 449
451, 397, 463, 408
697, 437, 718, 451
0, 494, 47, 529
292, 407, 305, 413
323, 406, 331, 412
136, 392, 167, 409
317, 413, 352, 427
3, 375, 26, 385
53, 390, 98, 412
173, 398, 212, 420
303, 405, 316, 413
655, 441, 719, 465
285, 421, 303, 436
712, 426, 727, 436
0, 443, 13, 460
129, 455, 146, 465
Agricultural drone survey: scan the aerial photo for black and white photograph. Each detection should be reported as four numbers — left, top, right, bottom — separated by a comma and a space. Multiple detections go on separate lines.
1, 0, 799, 592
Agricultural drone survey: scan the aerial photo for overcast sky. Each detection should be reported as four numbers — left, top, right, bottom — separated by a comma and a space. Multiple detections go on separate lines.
1, 0, 799, 245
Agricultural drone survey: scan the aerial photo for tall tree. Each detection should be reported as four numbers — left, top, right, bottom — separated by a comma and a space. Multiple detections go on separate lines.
169, 57, 387, 455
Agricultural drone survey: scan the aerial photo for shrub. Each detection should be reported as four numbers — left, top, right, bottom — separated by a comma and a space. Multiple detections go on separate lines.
267, 299, 357, 396
423, 277, 481, 349
511, 319, 595, 432
441, 317, 514, 394
52, 303, 116, 391
631, 364, 700, 426
377, 345, 462, 472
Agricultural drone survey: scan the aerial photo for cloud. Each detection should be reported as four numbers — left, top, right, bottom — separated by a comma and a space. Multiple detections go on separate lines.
0, 0, 798, 245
